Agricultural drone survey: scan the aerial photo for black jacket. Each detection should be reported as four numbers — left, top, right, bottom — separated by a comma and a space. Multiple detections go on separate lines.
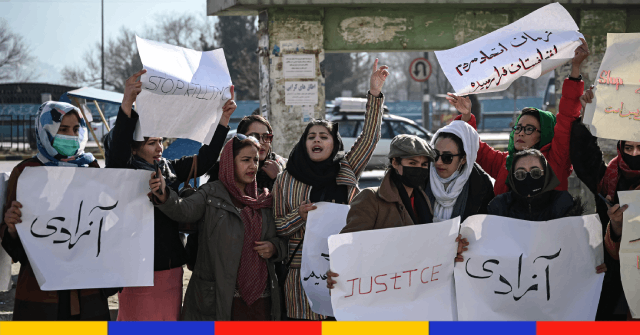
570, 121, 627, 321
425, 163, 495, 222
104, 107, 229, 271
487, 189, 584, 220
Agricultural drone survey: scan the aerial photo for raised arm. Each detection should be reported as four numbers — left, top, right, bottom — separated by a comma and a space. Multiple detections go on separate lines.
273, 173, 305, 237
154, 187, 208, 224
548, 39, 589, 176
449, 96, 507, 179
345, 59, 387, 178
105, 69, 146, 168
169, 86, 236, 181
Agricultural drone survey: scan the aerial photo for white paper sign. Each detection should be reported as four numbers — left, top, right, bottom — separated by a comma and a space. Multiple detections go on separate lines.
0, 172, 13, 292
328, 217, 460, 321
583, 33, 640, 142
284, 55, 316, 78
15, 167, 154, 291
301, 202, 350, 317
617, 191, 640, 318
285, 81, 318, 106
135, 36, 232, 143
435, 3, 582, 95
455, 214, 604, 321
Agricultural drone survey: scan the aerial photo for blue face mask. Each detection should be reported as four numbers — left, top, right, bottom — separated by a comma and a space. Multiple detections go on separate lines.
52, 134, 81, 157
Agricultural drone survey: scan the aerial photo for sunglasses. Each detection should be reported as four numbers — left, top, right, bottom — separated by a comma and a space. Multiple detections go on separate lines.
235, 133, 261, 146
434, 150, 464, 165
513, 167, 544, 181
513, 125, 541, 135
247, 132, 273, 143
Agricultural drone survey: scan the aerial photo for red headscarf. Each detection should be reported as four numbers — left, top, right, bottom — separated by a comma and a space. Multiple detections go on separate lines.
598, 141, 640, 198
219, 138, 273, 306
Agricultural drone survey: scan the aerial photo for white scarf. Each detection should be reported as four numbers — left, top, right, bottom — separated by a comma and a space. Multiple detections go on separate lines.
429, 121, 480, 222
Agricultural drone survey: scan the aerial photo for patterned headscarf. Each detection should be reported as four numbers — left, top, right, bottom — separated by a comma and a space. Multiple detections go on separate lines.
35, 101, 95, 166
218, 137, 273, 306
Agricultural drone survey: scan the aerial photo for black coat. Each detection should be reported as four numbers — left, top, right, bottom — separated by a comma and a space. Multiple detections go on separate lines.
103, 107, 229, 271
425, 163, 495, 222
570, 121, 627, 320
487, 189, 584, 220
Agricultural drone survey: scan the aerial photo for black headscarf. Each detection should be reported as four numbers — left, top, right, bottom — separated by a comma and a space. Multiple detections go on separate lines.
286, 121, 347, 203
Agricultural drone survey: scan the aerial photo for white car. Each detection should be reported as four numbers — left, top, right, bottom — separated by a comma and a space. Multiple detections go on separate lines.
89, 116, 117, 143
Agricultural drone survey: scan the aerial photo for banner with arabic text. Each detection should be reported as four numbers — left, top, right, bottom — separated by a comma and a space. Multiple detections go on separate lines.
435, 3, 582, 95
455, 214, 604, 321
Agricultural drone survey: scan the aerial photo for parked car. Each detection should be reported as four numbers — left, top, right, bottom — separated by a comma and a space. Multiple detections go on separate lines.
327, 97, 433, 169
90, 116, 117, 143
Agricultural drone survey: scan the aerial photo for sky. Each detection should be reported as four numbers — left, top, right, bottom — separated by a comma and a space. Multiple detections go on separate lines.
1, 0, 207, 84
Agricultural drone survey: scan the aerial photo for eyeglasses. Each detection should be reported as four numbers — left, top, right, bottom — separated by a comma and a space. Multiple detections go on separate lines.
247, 132, 273, 143
235, 133, 261, 146
513, 167, 544, 181
513, 125, 541, 135
434, 150, 464, 165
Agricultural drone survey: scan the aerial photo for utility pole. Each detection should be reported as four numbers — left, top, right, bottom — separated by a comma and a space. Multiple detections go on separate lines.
101, 0, 105, 90
422, 52, 430, 131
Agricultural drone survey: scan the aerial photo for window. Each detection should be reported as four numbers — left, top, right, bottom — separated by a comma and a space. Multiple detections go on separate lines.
389, 121, 429, 141
335, 120, 359, 137
381, 121, 393, 139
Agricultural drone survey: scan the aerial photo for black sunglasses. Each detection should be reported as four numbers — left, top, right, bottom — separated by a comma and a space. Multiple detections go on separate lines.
434, 150, 464, 165
513, 167, 544, 181
247, 132, 274, 143
513, 125, 541, 135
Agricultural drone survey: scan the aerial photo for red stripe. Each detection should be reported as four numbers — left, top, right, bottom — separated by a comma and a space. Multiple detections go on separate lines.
215, 321, 321, 335
537, 322, 640, 334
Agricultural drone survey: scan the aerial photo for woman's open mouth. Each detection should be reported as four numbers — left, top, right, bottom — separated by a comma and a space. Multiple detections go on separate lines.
312, 146, 323, 153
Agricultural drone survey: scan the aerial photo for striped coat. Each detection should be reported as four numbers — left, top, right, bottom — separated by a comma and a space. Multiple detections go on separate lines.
273, 93, 384, 320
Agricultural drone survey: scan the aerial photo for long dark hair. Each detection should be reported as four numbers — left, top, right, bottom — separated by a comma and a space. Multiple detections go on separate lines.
237, 115, 273, 135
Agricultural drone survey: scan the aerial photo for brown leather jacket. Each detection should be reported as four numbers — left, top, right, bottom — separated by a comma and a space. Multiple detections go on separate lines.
341, 171, 433, 234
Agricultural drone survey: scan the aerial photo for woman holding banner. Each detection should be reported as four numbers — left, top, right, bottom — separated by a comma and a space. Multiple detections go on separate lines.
570, 88, 639, 320
1, 101, 109, 321
103, 69, 237, 321
149, 135, 286, 321
447, 38, 590, 195
273, 59, 387, 320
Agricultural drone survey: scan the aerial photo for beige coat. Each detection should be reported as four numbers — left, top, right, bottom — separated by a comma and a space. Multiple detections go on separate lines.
341, 171, 433, 233
156, 180, 286, 321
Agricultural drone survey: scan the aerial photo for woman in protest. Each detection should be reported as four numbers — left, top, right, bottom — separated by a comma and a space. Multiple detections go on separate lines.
0, 101, 109, 320
103, 69, 237, 321
486, 149, 607, 274
447, 38, 589, 195
570, 88, 639, 320
149, 135, 286, 321
273, 59, 388, 320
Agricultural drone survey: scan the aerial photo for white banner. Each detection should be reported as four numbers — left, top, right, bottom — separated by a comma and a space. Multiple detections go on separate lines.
617, 191, 640, 318
15, 167, 154, 291
328, 217, 460, 321
583, 33, 640, 142
0, 172, 12, 292
435, 3, 582, 95
301, 202, 350, 317
134, 36, 232, 143
455, 214, 604, 321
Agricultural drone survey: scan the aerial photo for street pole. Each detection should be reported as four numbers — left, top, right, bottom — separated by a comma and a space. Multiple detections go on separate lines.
101, 0, 104, 90
422, 52, 430, 131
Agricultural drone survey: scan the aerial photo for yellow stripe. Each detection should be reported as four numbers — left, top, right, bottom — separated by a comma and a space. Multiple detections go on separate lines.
322, 322, 429, 335
0, 322, 107, 335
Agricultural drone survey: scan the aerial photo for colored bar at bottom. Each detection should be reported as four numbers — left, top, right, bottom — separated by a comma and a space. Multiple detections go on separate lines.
430, 321, 535, 335
0, 321, 107, 335
109, 321, 214, 335
322, 321, 429, 335
537, 321, 640, 334
216, 321, 321, 335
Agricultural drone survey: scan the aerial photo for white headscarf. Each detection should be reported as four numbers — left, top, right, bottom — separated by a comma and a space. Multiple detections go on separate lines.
429, 121, 479, 222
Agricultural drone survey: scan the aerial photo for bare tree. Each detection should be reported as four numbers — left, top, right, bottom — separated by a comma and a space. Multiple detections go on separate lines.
0, 18, 35, 82
62, 13, 216, 92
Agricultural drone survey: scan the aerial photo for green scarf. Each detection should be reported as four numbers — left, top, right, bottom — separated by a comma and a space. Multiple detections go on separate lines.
505, 108, 556, 176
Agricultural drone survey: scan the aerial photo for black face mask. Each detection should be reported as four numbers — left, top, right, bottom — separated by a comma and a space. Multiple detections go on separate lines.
398, 166, 429, 189
513, 174, 546, 197
622, 152, 640, 171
